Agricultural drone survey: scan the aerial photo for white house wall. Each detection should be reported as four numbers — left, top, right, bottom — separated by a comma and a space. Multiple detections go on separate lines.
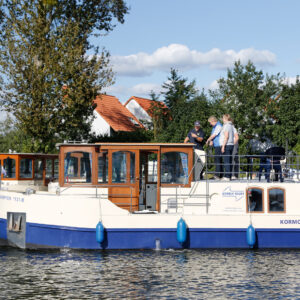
125, 100, 152, 123
90, 111, 111, 136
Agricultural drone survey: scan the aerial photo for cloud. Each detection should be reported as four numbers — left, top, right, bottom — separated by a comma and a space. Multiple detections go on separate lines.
207, 80, 219, 90
103, 83, 163, 100
111, 44, 276, 77
282, 76, 298, 86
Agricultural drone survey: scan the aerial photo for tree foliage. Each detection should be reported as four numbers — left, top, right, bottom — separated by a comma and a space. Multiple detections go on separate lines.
266, 77, 300, 152
153, 69, 213, 143
0, 114, 33, 152
212, 61, 282, 153
0, 0, 128, 153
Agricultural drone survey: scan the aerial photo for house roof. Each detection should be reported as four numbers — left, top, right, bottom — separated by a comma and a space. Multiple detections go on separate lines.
94, 94, 144, 132
124, 96, 168, 118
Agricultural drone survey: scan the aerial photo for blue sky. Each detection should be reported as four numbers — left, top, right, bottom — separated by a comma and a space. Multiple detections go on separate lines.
100, 0, 300, 102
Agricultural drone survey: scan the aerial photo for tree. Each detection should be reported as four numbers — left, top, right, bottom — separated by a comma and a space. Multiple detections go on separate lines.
154, 69, 212, 143
214, 61, 282, 152
267, 78, 300, 152
148, 91, 170, 142
0, 115, 32, 152
0, 0, 128, 153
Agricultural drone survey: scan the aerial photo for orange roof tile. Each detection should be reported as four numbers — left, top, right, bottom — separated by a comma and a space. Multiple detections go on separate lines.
124, 96, 168, 118
94, 95, 144, 132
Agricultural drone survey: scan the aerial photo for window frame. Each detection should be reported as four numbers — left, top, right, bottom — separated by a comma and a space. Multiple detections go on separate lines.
2, 156, 17, 179
60, 146, 95, 186
246, 187, 264, 213
160, 149, 192, 187
110, 150, 136, 185
97, 150, 108, 184
19, 158, 34, 179
267, 187, 286, 213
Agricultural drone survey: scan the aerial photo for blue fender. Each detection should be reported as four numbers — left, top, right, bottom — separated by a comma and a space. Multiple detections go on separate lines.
246, 224, 256, 248
96, 221, 105, 243
177, 218, 187, 243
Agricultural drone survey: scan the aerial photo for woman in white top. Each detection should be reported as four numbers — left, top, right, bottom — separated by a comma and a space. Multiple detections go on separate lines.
219, 114, 234, 180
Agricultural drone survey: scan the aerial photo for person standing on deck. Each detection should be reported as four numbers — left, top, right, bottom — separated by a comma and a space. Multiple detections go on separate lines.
184, 121, 205, 180
230, 118, 239, 179
206, 116, 223, 179
219, 114, 234, 181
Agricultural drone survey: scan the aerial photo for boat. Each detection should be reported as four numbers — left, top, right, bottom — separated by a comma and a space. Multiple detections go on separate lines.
0, 143, 299, 249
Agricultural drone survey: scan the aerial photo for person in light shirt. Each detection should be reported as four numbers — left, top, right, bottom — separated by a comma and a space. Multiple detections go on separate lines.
206, 116, 223, 179
230, 118, 239, 180
219, 114, 235, 181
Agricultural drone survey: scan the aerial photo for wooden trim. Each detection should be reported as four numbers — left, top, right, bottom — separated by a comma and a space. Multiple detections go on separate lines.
246, 186, 264, 213
267, 187, 286, 213
92, 148, 98, 185
1, 156, 17, 180
101, 145, 161, 151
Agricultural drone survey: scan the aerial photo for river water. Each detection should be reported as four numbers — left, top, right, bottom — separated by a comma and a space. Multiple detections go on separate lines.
0, 247, 300, 299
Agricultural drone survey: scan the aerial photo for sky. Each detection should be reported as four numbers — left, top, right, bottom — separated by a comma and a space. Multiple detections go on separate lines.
1, 0, 299, 121
100, 0, 300, 102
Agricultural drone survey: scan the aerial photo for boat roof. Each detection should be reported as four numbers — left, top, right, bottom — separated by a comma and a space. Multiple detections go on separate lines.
0, 153, 58, 157
57, 142, 194, 147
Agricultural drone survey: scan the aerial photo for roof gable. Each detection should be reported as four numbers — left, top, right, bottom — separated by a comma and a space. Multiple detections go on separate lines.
94, 95, 144, 132
124, 96, 168, 118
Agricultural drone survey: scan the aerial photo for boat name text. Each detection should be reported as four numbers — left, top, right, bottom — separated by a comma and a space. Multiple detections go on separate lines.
280, 219, 300, 225
0, 195, 24, 202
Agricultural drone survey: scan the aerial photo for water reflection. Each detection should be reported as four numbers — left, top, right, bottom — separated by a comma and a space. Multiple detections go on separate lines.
0, 248, 300, 299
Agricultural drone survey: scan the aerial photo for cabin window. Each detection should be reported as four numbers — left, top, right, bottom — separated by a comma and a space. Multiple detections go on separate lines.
161, 152, 188, 184
34, 159, 44, 179
130, 152, 135, 183
46, 159, 54, 179
3, 157, 16, 178
98, 152, 108, 183
54, 159, 59, 179
112, 151, 135, 183
112, 151, 126, 183
268, 188, 285, 212
20, 158, 33, 178
64, 151, 92, 183
246, 188, 264, 212
147, 153, 158, 183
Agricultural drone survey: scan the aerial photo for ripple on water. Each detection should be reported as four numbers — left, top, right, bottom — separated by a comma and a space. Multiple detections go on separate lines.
0, 248, 300, 299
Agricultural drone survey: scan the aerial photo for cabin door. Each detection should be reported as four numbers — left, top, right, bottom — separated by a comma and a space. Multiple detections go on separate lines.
108, 150, 140, 212
139, 151, 158, 211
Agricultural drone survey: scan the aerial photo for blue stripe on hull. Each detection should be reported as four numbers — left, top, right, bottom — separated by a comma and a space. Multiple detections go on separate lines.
1, 218, 300, 249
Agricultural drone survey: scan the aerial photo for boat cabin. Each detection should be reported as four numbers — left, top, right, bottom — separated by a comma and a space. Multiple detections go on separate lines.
58, 143, 194, 212
0, 153, 59, 188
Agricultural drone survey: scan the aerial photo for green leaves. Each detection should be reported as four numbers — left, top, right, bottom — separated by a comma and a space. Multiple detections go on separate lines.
0, 0, 128, 153
152, 69, 213, 143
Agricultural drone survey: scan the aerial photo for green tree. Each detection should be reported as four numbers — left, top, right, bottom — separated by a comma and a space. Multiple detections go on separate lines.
267, 78, 300, 152
0, 115, 33, 152
214, 61, 282, 152
0, 0, 128, 153
154, 69, 212, 143
148, 91, 170, 142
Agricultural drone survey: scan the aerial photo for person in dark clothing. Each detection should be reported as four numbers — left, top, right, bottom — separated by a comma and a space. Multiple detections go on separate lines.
265, 147, 285, 182
258, 153, 269, 181
184, 120, 205, 180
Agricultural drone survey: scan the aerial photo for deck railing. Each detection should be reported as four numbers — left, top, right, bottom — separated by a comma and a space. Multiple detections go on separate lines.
203, 154, 300, 182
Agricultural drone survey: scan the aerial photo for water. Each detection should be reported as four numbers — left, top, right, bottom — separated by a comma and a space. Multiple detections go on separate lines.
1, 248, 300, 299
